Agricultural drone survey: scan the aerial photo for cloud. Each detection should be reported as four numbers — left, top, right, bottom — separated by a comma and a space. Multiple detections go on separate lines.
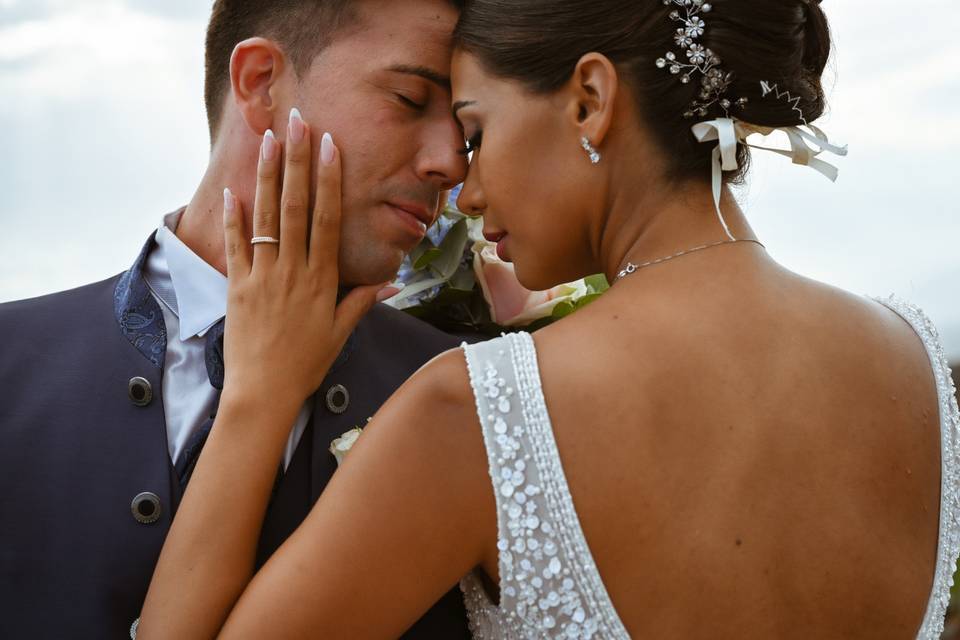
0, 1, 211, 303
0, 2, 206, 99
0, 0, 958, 360
0, 0, 209, 25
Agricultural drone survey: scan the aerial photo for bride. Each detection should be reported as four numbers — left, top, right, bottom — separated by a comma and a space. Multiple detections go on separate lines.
138, 0, 959, 638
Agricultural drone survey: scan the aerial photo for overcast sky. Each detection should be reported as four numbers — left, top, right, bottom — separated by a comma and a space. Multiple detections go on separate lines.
1, 0, 958, 358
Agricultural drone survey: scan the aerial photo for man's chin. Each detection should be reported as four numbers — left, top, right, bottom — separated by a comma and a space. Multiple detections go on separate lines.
338, 252, 407, 288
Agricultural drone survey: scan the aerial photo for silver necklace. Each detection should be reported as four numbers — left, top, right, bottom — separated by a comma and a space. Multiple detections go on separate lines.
615, 238, 766, 282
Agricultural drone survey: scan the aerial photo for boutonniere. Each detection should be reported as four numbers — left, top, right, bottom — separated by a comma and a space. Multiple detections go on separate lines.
329, 419, 370, 466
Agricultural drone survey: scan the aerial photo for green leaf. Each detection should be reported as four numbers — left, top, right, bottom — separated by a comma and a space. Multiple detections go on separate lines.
413, 247, 443, 270
551, 300, 576, 320
584, 274, 610, 295
449, 267, 476, 292
571, 293, 604, 310
409, 240, 436, 272
430, 219, 469, 279
386, 274, 447, 307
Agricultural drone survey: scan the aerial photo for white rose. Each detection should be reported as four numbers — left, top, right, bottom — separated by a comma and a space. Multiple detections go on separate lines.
329, 427, 364, 466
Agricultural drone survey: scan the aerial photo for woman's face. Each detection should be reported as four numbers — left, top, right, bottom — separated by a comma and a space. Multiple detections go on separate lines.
451, 51, 602, 291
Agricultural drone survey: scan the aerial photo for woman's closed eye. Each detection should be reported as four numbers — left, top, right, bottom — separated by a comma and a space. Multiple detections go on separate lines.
459, 131, 482, 156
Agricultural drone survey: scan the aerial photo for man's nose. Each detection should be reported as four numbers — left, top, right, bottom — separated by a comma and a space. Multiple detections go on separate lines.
416, 116, 469, 190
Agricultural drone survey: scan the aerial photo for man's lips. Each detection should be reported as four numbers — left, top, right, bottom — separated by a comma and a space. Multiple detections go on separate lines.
384, 203, 430, 240
387, 201, 435, 228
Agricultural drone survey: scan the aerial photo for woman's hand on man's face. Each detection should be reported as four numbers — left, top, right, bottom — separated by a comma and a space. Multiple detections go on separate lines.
220, 108, 400, 413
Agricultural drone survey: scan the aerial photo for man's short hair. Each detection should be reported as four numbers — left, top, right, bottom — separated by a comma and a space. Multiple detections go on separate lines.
204, 0, 356, 141
205, 0, 467, 142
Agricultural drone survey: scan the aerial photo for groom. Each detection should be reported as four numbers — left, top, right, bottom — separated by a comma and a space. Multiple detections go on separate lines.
0, 1, 472, 638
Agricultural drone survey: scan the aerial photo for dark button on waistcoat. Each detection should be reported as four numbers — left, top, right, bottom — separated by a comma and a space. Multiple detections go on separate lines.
131, 492, 162, 524
128, 377, 153, 407
325, 384, 350, 414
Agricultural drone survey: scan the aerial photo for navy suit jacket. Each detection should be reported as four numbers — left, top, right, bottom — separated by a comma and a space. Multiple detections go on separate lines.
0, 237, 472, 639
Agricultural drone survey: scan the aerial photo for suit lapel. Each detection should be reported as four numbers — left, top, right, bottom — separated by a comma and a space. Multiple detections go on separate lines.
114, 231, 167, 370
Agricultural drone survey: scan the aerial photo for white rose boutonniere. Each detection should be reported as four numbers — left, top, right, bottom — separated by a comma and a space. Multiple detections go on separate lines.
329, 427, 364, 466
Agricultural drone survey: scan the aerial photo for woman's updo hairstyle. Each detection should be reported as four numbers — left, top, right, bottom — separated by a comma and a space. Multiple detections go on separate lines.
453, 0, 832, 184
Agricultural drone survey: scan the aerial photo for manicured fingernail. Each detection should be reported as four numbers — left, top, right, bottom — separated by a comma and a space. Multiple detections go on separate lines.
376, 282, 406, 303
288, 107, 305, 144
223, 188, 235, 217
262, 129, 278, 161
320, 132, 335, 165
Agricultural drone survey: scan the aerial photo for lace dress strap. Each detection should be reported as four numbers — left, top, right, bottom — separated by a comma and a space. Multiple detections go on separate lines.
460, 333, 630, 639
873, 295, 960, 639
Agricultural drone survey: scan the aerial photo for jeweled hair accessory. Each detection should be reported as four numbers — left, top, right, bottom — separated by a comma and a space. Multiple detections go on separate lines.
655, 0, 747, 119
653, 1, 848, 243
759, 80, 808, 126
692, 81, 848, 239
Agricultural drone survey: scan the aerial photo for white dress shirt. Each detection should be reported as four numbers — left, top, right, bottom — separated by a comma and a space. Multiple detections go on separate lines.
143, 210, 310, 471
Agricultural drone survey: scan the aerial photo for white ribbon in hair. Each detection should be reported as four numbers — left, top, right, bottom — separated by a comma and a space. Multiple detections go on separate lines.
690, 118, 849, 240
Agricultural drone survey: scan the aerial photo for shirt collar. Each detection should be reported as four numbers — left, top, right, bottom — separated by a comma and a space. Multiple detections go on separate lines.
155, 210, 228, 341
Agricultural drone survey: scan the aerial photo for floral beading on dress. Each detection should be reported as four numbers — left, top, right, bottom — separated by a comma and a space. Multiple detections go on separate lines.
461, 333, 630, 639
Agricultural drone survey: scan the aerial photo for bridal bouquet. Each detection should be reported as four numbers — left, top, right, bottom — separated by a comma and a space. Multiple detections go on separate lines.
387, 187, 609, 335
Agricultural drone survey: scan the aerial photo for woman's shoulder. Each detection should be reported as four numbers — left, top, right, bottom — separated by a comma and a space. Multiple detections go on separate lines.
396, 345, 479, 423
820, 287, 947, 381
869, 293, 950, 357
406, 334, 529, 434
863, 293, 956, 407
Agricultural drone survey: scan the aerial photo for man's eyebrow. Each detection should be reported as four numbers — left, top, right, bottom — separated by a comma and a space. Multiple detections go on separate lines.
387, 64, 451, 90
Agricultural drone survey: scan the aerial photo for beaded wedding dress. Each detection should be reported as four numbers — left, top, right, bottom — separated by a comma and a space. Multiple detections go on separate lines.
459, 296, 960, 639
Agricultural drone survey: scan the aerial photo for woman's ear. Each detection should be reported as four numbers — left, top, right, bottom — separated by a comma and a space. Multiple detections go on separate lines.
567, 53, 619, 148
229, 37, 287, 135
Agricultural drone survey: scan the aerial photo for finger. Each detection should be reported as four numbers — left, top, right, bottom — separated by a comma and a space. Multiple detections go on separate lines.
252, 128, 282, 269
375, 282, 406, 304
279, 107, 312, 266
223, 188, 251, 277
333, 282, 391, 341
308, 132, 342, 283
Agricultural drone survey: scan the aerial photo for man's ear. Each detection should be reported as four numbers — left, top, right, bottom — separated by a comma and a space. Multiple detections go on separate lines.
229, 37, 288, 135
566, 53, 619, 148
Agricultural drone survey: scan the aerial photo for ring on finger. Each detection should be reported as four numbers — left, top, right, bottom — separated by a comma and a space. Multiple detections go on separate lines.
251, 236, 281, 246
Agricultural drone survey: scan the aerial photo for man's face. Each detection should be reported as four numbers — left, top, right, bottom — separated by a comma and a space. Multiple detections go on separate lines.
291, 0, 467, 286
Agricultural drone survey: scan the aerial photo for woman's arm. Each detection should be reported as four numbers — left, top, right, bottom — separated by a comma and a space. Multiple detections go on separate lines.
220, 349, 497, 638
138, 116, 394, 638
144, 350, 497, 640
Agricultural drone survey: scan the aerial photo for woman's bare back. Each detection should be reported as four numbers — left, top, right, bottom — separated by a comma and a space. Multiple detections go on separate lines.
525, 250, 942, 638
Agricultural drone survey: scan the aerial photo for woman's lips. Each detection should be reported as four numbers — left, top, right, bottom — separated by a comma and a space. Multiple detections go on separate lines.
495, 235, 510, 261
483, 230, 510, 261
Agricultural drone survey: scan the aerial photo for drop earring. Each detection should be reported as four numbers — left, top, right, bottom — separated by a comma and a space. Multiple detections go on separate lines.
581, 137, 601, 164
